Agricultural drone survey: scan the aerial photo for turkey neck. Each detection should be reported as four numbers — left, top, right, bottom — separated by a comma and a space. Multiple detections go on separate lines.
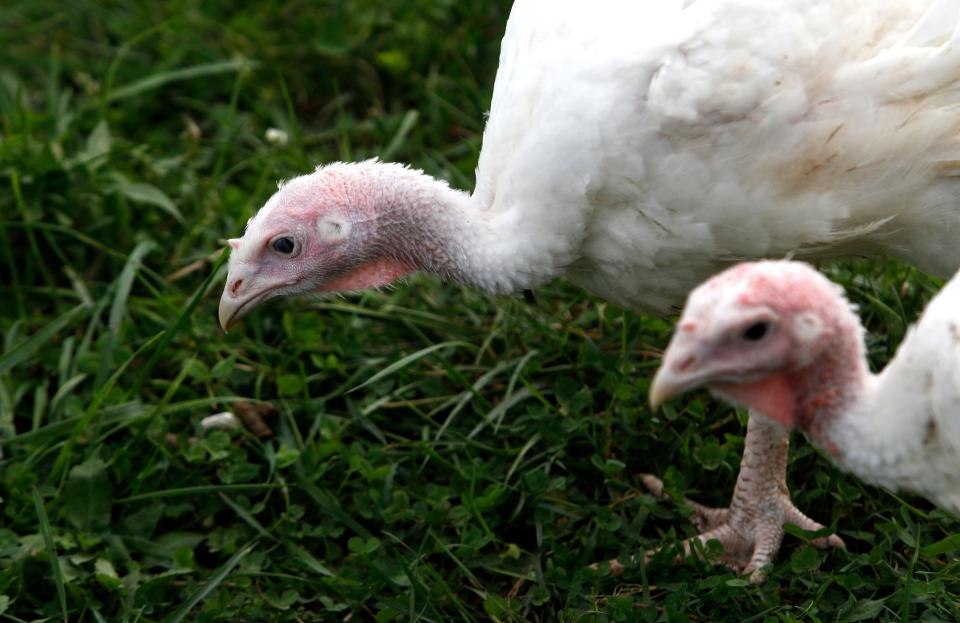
371, 167, 577, 295
776, 315, 887, 469
815, 349, 926, 488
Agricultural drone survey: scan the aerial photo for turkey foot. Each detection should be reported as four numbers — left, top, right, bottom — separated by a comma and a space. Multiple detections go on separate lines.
608, 414, 844, 583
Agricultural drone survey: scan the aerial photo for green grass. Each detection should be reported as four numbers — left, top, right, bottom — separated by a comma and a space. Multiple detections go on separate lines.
2, 2, 960, 621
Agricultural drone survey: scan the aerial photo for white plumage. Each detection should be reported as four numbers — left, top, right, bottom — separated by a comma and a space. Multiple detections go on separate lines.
832, 270, 960, 511
475, 0, 960, 312
221, 0, 960, 579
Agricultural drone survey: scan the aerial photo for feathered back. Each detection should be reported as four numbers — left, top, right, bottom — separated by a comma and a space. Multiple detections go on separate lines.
470, 0, 960, 312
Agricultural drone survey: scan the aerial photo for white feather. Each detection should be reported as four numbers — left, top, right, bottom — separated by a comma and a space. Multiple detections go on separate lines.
830, 270, 960, 511
461, 0, 960, 311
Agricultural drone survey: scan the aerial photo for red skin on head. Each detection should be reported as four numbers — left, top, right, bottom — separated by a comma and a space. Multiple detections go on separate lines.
319, 257, 414, 292
716, 374, 795, 427
252, 165, 420, 292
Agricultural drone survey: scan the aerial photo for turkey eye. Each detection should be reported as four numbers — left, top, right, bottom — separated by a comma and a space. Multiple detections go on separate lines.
742, 321, 770, 342
271, 237, 295, 254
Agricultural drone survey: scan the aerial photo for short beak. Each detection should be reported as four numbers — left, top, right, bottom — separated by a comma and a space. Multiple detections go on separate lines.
650, 364, 696, 409
218, 266, 274, 332
649, 339, 711, 409
649, 366, 677, 410
218, 289, 241, 332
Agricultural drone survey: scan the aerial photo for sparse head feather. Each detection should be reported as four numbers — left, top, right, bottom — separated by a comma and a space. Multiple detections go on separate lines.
686, 260, 855, 323
681, 260, 863, 364
247, 160, 394, 235
233, 160, 436, 265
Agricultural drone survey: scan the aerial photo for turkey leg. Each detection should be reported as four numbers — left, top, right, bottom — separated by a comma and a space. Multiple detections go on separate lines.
608, 413, 845, 583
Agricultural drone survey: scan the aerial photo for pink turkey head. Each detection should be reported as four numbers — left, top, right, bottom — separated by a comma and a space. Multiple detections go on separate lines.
649, 261, 865, 431
218, 162, 420, 330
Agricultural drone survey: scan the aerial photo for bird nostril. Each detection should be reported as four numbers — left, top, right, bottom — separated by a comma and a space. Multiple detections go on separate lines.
230, 278, 243, 296
676, 355, 696, 372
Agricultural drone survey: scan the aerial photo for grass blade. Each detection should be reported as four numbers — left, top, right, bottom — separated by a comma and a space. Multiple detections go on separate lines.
106, 59, 253, 103
381, 109, 419, 161
219, 493, 277, 542
33, 487, 68, 622
350, 340, 472, 392
116, 483, 284, 504
109, 174, 183, 222
163, 541, 256, 623
295, 475, 371, 538
284, 540, 334, 578
0, 304, 88, 376
921, 533, 960, 557
51, 331, 164, 481
131, 250, 228, 393
10, 169, 54, 288
96, 240, 156, 387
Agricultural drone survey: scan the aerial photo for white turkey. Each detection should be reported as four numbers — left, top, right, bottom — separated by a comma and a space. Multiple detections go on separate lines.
219, 0, 960, 581
651, 260, 960, 514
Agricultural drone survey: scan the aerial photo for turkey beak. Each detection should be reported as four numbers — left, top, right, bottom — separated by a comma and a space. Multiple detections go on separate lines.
218, 266, 267, 332
649, 338, 710, 409
218, 288, 241, 332
219, 275, 247, 332
219, 265, 299, 332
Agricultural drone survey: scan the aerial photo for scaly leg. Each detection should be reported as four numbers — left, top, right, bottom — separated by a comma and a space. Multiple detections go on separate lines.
605, 413, 844, 583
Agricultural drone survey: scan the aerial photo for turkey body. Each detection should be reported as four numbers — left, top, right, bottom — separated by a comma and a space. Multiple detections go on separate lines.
833, 271, 960, 511
478, 0, 960, 312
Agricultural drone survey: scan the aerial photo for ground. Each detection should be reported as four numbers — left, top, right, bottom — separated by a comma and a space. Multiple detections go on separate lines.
2, 1, 960, 621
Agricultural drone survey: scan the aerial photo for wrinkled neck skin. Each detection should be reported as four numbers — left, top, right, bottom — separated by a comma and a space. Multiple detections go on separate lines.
364, 167, 569, 295
368, 174, 478, 286
789, 344, 872, 459
772, 325, 924, 485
